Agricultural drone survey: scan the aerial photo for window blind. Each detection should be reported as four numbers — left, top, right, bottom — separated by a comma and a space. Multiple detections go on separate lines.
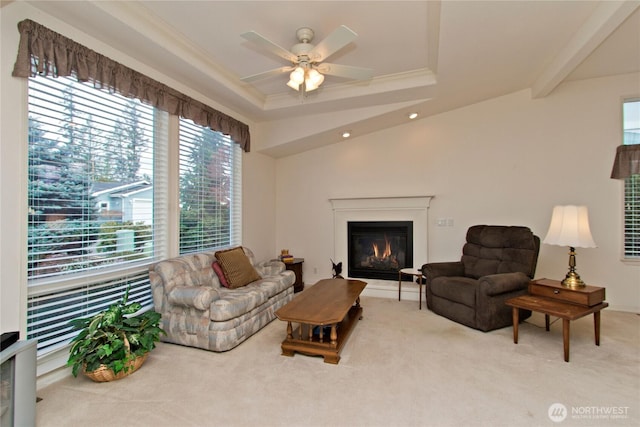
622, 99, 639, 260
27, 75, 168, 355
624, 175, 639, 258
178, 119, 242, 254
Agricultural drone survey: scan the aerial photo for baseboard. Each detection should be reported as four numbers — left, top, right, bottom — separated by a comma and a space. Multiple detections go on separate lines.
37, 365, 71, 391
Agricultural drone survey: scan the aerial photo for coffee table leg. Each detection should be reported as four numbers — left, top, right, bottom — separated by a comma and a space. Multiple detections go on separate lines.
512, 307, 519, 344
594, 311, 601, 346
286, 322, 293, 340
330, 324, 338, 346
563, 319, 570, 362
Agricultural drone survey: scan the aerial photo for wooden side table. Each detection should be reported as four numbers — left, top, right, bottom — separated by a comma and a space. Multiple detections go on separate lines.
398, 268, 426, 309
505, 278, 608, 362
283, 258, 305, 293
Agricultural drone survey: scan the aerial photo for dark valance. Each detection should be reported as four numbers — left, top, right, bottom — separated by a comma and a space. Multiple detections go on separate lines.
12, 19, 250, 152
610, 144, 640, 179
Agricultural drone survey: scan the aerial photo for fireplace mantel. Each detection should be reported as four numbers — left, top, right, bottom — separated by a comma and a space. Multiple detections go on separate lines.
329, 196, 433, 211
329, 196, 433, 300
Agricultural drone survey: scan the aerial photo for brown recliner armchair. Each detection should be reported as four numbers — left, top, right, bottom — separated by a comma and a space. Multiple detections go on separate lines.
422, 225, 540, 332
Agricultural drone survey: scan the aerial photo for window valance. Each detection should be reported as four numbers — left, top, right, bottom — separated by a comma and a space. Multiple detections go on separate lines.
610, 144, 640, 179
11, 19, 250, 152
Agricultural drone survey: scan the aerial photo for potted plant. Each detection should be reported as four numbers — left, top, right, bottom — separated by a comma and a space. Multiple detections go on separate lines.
67, 287, 165, 382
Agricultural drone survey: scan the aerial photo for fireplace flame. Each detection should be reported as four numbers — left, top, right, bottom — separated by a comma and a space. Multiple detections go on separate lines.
372, 235, 392, 259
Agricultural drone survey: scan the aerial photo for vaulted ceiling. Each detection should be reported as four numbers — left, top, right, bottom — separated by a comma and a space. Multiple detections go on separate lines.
24, 1, 640, 157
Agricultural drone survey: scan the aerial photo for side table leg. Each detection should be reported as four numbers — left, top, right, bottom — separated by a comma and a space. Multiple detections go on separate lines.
545, 314, 550, 331
398, 271, 402, 301
286, 322, 293, 340
594, 311, 601, 346
512, 307, 519, 344
563, 319, 570, 362
419, 276, 423, 310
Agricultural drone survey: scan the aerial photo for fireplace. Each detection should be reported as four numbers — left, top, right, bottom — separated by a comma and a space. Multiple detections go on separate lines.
348, 221, 413, 280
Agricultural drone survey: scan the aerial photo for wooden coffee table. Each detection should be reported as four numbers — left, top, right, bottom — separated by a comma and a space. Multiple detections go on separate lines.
275, 278, 367, 364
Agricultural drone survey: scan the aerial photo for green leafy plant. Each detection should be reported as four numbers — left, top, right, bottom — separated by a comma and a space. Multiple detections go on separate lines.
67, 287, 165, 378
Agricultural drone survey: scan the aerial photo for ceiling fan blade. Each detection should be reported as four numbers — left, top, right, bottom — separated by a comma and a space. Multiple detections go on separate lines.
309, 25, 358, 62
241, 31, 298, 63
316, 63, 374, 81
241, 66, 294, 83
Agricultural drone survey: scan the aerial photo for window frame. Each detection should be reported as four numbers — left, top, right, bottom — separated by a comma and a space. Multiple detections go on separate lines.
621, 97, 640, 262
24, 74, 243, 370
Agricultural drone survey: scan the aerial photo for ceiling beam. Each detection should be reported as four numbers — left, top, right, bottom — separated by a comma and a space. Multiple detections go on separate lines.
531, 0, 640, 99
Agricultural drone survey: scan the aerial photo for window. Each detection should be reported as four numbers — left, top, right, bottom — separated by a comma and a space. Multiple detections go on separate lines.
27, 75, 168, 355
623, 99, 639, 259
178, 119, 242, 253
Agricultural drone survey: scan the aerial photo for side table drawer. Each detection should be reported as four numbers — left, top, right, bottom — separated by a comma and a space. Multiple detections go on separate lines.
529, 280, 605, 307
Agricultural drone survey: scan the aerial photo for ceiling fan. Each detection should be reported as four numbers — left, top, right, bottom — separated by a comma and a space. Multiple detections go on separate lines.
240, 25, 373, 93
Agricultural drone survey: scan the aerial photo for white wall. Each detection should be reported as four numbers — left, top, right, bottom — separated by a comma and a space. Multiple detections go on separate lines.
242, 150, 277, 261
0, 3, 276, 336
275, 74, 640, 312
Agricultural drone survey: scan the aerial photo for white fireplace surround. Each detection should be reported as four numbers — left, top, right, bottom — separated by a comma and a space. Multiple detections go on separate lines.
330, 196, 433, 300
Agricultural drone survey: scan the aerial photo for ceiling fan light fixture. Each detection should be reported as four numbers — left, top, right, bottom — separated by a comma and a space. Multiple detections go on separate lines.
290, 67, 305, 85
287, 79, 300, 91
305, 69, 325, 91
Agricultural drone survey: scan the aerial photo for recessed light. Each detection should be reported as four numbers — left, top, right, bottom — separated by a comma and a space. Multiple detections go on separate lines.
342, 131, 351, 138
408, 112, 418, 120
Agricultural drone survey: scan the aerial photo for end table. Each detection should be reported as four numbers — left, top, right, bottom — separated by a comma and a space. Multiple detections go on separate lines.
398, 268, 426, 309
283, 258, 305, 293
505, 278, 608, 362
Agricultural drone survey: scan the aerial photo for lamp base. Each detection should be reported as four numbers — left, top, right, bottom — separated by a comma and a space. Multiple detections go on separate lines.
561, 272, 586, 288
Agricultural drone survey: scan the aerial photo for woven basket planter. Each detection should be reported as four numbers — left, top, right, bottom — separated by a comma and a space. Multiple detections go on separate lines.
83, 353, 148, 382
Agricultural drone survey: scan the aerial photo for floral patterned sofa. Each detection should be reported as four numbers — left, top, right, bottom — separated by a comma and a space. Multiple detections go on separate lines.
149, 247, 295, 352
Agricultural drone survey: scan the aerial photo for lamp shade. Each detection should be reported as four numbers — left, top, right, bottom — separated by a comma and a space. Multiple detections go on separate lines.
543, 205, 596, 248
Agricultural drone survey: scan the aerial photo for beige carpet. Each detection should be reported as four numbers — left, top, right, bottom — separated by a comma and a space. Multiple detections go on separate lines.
36, 296, 639, 427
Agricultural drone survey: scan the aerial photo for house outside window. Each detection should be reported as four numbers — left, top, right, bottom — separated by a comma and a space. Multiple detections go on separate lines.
622, 99, 639, 260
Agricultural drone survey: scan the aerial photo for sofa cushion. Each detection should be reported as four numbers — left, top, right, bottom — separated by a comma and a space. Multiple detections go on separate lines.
215, 247, 261, 289
210, 285, 269, 321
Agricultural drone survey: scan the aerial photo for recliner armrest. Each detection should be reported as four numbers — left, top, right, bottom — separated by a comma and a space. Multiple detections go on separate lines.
478, 272, 530, 296
167, 286, 220, 310
422, 262, 464, 279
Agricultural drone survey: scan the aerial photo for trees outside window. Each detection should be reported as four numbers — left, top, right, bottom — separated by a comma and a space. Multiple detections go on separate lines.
178, 118, 241, 254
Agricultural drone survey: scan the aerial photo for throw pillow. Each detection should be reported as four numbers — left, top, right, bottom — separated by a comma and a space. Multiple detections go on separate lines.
215, 247, 261, 289
211, 261, 229, 288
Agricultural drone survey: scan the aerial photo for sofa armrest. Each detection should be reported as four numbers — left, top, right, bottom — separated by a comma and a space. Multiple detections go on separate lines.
422, 262, 464, 280
167, 286, 220, 310
255, 259, 286, 277
478, 272, 530, 297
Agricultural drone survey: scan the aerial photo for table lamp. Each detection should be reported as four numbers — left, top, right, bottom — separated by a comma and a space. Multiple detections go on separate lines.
543, 205, 596, 288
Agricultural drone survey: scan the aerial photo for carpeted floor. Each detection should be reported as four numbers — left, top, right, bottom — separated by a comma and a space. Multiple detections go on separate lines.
35, 296, 639, 427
